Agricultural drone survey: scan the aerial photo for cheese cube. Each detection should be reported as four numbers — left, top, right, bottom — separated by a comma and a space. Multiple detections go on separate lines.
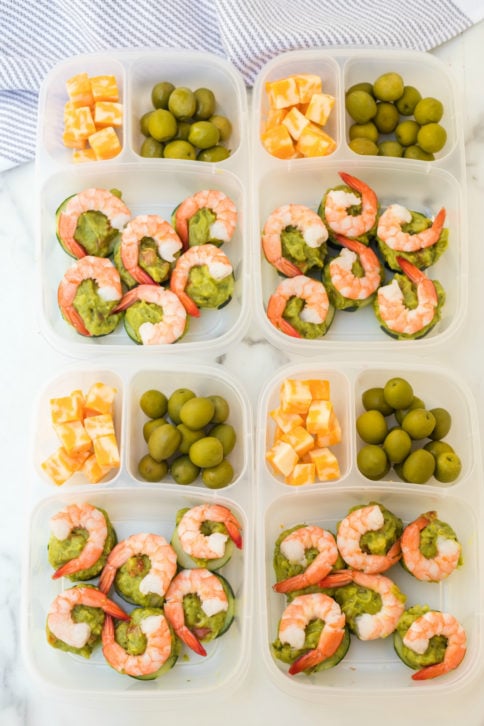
84, 382, 117, 417
307, 379, 330, 400
41, 447, 89, 486
285, 462, 316, 486
50, 390, 85, 424
53, 420, 92, 455
261, 124, 296, 159
308, 447, 340, 481
66, 72, 94, 107
280, 425, 315, 457
282, 106, 310, 141
93, 434, 120, 468
316, 410, 342, 446
94, 101, 123, 128
265, 77, 300, 108
89, 75, 119, 102
291, 74, 323, 103
269, 407, 304, 434
306, 400, 333, 435
266, 440, 299, 477
72, 148, 97, 163
88, 126, 122, 160
296, 123, 337, 157
82, 453, 113, 483
264, 106, 287, 131
304, 93, 335, 126
83, 414, 115, 440
280, 379, 313, 414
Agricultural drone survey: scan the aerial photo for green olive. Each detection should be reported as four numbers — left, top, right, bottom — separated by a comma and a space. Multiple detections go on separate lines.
428, 407, 452, 440
356, 410, 388, 444
345, 90, 377, 123
140, 137, 164, 158
179, 396, 215, 430
163, 140, 197, 160
417, 123, 447, 154
167, 388, 196, 424
175, 121, 192, 140
413, 97, 444, 125
140, 111, 153, 136
189, 436, 224, 468
349, 122, 379, 143
401, 448, 435, 484
395, 120, 420, 147
361, 387, 394, 416
401, 408, 436, 440
143, 417, 167, 443
147, 109, 177, 142
395, 85, 422, 115
140, 389, 168, 419
378, 140, 403, 157
434, 451, 461, 483
210, 423, 236, 455
194, 88, 216, 120
151, 81, 175, 110
373, 72, 404, 102
197, 145, 231, 162
424, 439, 455, 459
383, 378, 414, 410
202, 459, 234, 488
349, 137, 378, 155
346, 82, 374, 96
403, 145, 435, 161
176, 424, 206, 454
395, 396, 427, 425
357, 444, 389, 480
383, 428, 412, 464
188, 121, 220, 149
148, 423, 182, 461
170, 455, 200, 485
208, 395, 230, 423
209, 114, 232, 142
168, 87, 197, 120
373, 102, 399, 134
138, 454, 168, 482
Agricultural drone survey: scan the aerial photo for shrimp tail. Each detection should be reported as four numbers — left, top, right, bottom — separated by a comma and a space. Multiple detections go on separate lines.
102, 596, 131, 621
317, 569, 354, 588
176, 624, 207, 656
65, 238, 88, 259
177, 290, 200, 318
411, 662, 449, 681
112, 287, 142, 312
99, 563, 116, 594
274, 564, 332, 593
133, 267, 157, 285
334, 233, 364, 254
386, 539, 402, 565
52, 559, 85, 580
288, 628, 345, 675
396, 256, 424, 282
225, 522, 243, 549
58, 292, 91, 336
275, 257, 302, 277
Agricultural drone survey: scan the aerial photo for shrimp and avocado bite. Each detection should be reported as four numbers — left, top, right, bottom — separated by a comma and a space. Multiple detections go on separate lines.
102, 607, 180, 680
336, 502, 403, 574
114, 284, 188, 345
172, 189, 238, 249
170, 243, 235, 317
318, 171, 379, 246
56, 187, 131, 259
400, 510, 463, 582
376, 204, 448, 271
323, 234, 384, 311
394, 605, 467, 680
266, 274, 335, 339
48, 502, 117, 581
118, 214, 183, 285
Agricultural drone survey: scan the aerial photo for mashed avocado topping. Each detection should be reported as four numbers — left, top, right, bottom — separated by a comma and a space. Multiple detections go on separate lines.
345, 502, 403, 556
187, 208, 220, 246
114, 607, 180, 679
419, 518, 462, 562
378, 211, 449, 271
273, 524, 344, 582
281, 227, 327, 273
394, 605, 447, 669
272, 620, 350, 673
137, 238, 172, 283
46, 599, 105, 658
74, 210, 119, 257
283, 296, 334, 339
73, 279, 121, 336
124, 299, 186, 346
186, 266, 234, 309
115, 554, 164, 607
332, 584, 382, 633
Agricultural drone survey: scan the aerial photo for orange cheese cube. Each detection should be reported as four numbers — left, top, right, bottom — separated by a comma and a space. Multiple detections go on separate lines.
72, 148, 97, 163
280, 425, 315, 457
88, 126, 122, 160
273, 425, 285, 443
66, 72, 94, 107
285, 462, 316, 486
261, 124, 296, 159
266, 440, 299, 477
265, 77, 300, 108
83, 413, 115, 440
264, 106, 287, 131
307, 379, 330, 400
291, 74, 323, 103
84, 382, 117, 417
50, 390, 85, 424
270, 407, 304, 434
308, 447, 340, 481
316, 410, 342, 447
93, 434, 120, 468
282, 106, 310, 141
41, 447, 89, 486
280, 379, 313, 414
295, 123, 336, 158
53, 420, 92, 455
90, 75, 119, 102
304, 93, 335, 126
82, 453, 113, 483
62, 130, 87, 150
306, 400, 333, 435
94, 101, 123, 128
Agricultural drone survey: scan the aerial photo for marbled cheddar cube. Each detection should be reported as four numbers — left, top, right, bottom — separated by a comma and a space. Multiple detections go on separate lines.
66, 72, 94, 107
72, 148, 97, 163
90, 75, 119, 102
280, 379, 313, 414
266, 440, 299, 477
309, 447, 340, 481
71, 106, 97, 139
316, 410, 342, 447
264, 106, 287, 131
84, 382, 117, 417
270, 406, 305, 434
93, 434, 120, 468
306, 399, 333, 435
307, 379, 330, 400
286, 462, 316, 486
53, 420, 92, 455
83, 413, 115, 440
280, 425, 315, 458
62, 130, 87, 150
282, 106, 309, 141
296, 123, 336, 158
304, 93, 335, 126
94, 101, 123, 128
82, 453, 112, 484
291, 73, 323, 103
50, 390, 85, 424
41, 447, 89, 486
261, 124, 296, 159
88, 126, 122, 160
265, 76, 300, 108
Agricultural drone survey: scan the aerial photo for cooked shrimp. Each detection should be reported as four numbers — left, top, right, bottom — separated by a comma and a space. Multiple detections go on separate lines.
262, 204, 328, 277
49, 503, 109, 580
278, 592, 346, 675
173, 189, 238, 249
119, 214, 183, 285
376, 256, 439, 337
57, 188, 131, 259
377, 204, 446, 252
319, 570, 406, 640
327, 234, 382, 301
164, 568, 229, 656
169, 243, 233, 317
401, 511, 462, 582
323, 171, 378, 240
403, 610, 467, 680
47, 585, 129, 650
113, 284, 187, 344
273, 525, 339, 593
102, 611, 174, 678
176, 503, 243, 561
336, 504, 401, 574
57, 255, 122, 336
267, 274, 331, 338
99, 533, 177, 598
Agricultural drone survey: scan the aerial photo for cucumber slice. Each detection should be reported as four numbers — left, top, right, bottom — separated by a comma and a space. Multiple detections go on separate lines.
171, 526, 234, 571
216, 573, 236, 637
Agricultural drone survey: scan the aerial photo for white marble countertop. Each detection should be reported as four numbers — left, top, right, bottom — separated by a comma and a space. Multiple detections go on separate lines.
2, 21, 484, 726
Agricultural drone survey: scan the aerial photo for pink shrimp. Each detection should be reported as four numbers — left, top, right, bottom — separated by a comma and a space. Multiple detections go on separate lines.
173, 189, 237, 249
119, 214, 183, 285
99, 533, 177, 598
56, 188, 131, 258
403, 610, 467, 680
49, 503, 109, 580
169, 243, 233, 317
262, 204, 328, 277
47, 586, 129, 651
113, 284, 187, 344
176, 503, 243, 561
319, 570, 406, 640
57, 255, 122, 336
102, 611, 174, 678
328, 234, 382, 301
336, 504, 401, 574
273, 525, 339, 594
277, 593, 346, 675
377, 204, 446, 252
266, 274, 331, 338
164, 568, 229, 656
323, 172, 378, 239
376, 256, 439, 337
401, 511, 462, 582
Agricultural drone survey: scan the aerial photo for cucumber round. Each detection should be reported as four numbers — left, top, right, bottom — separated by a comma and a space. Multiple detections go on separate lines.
171, 525, 234, 571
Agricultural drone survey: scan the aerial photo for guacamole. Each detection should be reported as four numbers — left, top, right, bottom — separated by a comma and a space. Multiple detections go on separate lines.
72, 278, 122, 336
185, 265, 234, 309
115, 554, 164, 607
333, 581, 406, 639
318, 184, 378, 246
46, 591, 106, 659
280, 227, 327, 274
377, 211, 449, 271
394, 605, 448, 670
272, 618, 351, 674
342, 502, 403, 556
282, 295, 335, 339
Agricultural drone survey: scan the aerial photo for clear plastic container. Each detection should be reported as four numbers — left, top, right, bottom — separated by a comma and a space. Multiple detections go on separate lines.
35, 49, 250, 357
256, 361, 483, 696
251, 49, 467, 353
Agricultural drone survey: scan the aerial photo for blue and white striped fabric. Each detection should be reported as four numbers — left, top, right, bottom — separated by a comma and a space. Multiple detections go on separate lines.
0, 0, 482, 169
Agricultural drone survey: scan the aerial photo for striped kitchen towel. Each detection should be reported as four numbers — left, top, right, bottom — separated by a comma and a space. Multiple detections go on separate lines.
0, 0, 482, 169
